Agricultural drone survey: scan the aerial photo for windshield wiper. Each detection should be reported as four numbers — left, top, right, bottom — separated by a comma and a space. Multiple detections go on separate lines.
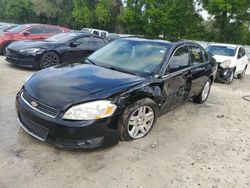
108, 66, 136, 76
85, 59, 96, 65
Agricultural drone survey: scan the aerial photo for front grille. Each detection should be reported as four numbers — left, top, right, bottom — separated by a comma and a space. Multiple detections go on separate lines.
21, 91, 59, 118
19, 113, 49, 141
55, 137, 104, 149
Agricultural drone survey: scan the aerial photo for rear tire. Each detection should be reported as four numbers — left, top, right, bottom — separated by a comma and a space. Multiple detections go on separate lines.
119, 98, 158, 141
238, 66, 247, 79
193, 79, 212, 104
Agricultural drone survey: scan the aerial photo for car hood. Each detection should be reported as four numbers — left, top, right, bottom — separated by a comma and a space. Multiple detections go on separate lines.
213, 55, 234, 63
8, 40, 61, 51
24, 64, 146, 110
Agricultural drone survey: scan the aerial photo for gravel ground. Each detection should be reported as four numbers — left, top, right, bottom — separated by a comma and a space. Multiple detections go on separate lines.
0, 56, 250, 188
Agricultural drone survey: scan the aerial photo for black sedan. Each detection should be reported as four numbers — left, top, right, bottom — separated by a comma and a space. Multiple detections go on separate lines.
6, 32, 107, 69
16, 38, 217, 149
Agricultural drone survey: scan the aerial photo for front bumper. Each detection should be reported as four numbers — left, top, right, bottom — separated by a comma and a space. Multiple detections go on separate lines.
5, 49, 40, 69
216, 67, 234, 82
16, 92, 120, 149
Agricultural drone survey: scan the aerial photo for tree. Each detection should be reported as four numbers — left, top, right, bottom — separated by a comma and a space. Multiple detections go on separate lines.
200, 0, 250, 44
72, 0, 97, 28
119, 0, 204, 40
1, 0, 35, 23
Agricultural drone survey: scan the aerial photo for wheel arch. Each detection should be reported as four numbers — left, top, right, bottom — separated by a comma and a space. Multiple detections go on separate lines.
39, 50, 62, 69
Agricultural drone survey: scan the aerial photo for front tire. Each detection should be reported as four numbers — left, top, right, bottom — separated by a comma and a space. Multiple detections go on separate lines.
238, 66, 247, 79
40, 51, 60, 69
119, 98, 158, 141
193, 79, 212, 104
2, 43, 10, 56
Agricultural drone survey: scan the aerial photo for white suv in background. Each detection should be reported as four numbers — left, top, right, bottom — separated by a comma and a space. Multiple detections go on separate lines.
206, 44, 248, 84
81, 28, 109, 37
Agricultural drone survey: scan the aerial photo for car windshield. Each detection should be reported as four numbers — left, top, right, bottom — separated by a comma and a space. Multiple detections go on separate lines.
7, 25, 27, 32
88, 38, 170, 76
207, 45, 236, 57
45, 33, 79, 43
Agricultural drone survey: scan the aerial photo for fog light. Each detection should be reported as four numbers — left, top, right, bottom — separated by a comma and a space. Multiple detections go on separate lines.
77, 137, 104, 147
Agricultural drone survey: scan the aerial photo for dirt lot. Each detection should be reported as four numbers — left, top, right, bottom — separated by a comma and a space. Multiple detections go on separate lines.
0, 56, 250, 188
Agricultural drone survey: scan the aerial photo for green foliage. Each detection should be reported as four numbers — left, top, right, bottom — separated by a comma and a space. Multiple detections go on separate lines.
0, 0, 249, 44
199, 0, 250, 44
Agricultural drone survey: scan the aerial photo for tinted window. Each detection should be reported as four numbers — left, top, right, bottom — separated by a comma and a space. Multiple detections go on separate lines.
203, 50, 209, 62
189, 46, 204, 66
92, 37, 106, 48
44, 27, 61, 34
76, 37, 92, 46
76, 37, 105, 48
46, 33, 79, 43
168, 46, 189, 73
238, 47, 246, 58
101, 32, 107, 37
93, 31, 99, 36
28, 27, 44, 34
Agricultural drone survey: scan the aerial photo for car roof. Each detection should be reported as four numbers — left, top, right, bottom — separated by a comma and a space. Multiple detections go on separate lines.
208, 43, 239, 48
120, 37, 171, 45
20, 24, 65, 28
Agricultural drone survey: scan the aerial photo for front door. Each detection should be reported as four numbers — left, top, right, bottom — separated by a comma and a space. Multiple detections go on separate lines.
188, 45, 210, 97
160, 45, 192, 113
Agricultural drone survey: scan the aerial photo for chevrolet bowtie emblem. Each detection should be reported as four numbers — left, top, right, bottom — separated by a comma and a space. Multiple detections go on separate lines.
31, 101, 38, 108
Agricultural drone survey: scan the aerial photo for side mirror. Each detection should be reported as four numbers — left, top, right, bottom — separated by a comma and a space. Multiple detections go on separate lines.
23, 31, 30, 36
70, 42, 80, 47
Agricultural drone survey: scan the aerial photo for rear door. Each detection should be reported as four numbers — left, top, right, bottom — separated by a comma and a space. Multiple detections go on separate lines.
188, 45, 210, 97
160, 45, 192, 113
43, 27, 62, 38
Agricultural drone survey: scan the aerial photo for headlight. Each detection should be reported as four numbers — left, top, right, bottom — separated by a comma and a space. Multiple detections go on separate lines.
220, 60, 231, 68
19, 48, 41, 54
63, 101, 117, 121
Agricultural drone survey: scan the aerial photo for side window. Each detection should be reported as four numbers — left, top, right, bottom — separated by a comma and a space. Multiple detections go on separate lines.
75, 37, 92, 46
203, 50, 209, 62
189, 46, 204, 66
101, 32, 107, 37
168, 45, 189, 73
92, 37, 106, 48
44, 27, 61, 34
238, 48, 243, 59
242, 48, 246, 56
28, 27, 44, 34
239, 47, 246, 58
92, 31, 99, 36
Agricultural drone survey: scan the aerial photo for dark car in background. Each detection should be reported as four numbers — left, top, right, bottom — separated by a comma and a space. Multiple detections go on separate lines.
16, 38, 217, 149
6, 32, 107, 69
0, 24, 70, 55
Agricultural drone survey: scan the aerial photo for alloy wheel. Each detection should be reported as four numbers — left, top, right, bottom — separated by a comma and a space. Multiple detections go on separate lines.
128, 106, 155, 139
41, 52, 60, 69
201, 81, 210, 101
